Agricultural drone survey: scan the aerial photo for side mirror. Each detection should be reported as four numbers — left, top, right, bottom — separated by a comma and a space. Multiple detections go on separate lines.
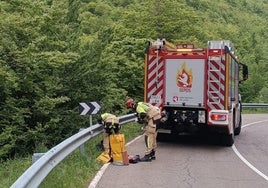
242, 64, 248, 81
239, 63, 248, 83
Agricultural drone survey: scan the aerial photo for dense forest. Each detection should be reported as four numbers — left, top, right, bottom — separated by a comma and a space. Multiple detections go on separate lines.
0, 0, 267, 160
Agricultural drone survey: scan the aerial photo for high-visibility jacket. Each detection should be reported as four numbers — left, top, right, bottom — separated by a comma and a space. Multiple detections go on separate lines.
136, 102, 152, 114
136, 102, 161, 120
101, 113, 119, 125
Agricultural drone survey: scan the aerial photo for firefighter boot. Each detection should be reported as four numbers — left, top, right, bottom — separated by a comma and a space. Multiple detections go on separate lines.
140, 154, 152, 162
150, 150, 156, 160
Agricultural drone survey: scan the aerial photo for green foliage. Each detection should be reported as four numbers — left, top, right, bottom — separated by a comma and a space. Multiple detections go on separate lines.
0, 0, 267, 161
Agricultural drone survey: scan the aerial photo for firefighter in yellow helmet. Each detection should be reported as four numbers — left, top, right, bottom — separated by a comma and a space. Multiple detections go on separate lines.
125, 98, 161, 162
98, 113, 120, 154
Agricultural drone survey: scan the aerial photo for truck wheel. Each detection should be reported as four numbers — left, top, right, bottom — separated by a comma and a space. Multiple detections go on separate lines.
234, 114, 242, 135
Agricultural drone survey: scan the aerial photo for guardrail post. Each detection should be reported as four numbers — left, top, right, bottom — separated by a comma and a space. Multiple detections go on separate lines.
79, 128, 86, 156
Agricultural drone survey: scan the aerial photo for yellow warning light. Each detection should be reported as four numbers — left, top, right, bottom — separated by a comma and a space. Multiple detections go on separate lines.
177, 44, 194, 49
176, 49, 194, 52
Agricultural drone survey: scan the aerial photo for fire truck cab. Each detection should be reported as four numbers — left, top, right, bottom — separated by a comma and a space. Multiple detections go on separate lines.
144, 39, 248, 146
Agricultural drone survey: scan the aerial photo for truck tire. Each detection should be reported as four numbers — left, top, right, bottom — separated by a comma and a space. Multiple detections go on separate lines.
234, 114, 242, 135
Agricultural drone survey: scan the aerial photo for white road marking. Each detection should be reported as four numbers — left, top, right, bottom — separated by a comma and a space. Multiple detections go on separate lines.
88, 163, 110, 188
232, 119, 268, 181
89, 119, 268, 187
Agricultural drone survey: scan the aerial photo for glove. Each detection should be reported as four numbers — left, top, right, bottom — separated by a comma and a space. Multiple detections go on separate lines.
137, 117, 145, 124
97, 117, 103, 124
139, 112, 147, 120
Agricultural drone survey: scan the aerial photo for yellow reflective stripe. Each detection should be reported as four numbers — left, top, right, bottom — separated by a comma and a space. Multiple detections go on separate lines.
145, 135, 150, 148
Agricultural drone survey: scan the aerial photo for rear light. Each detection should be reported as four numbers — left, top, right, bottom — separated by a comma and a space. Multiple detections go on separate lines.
211, 114, 227, 121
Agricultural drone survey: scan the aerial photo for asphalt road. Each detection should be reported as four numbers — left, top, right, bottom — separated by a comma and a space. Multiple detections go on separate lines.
89, 114, 268, 188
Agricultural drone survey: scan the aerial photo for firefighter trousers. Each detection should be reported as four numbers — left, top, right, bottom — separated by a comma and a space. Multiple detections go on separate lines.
144, 118, 160, 155
103, 132, 110, 152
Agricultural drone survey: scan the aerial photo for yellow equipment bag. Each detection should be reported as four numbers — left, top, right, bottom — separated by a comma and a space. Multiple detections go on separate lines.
97, 151, 111, 164
109, 133, 128, 165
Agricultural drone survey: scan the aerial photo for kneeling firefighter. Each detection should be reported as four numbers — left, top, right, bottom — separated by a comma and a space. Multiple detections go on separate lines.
125, 98, 161, 162
98, 113, 120, 153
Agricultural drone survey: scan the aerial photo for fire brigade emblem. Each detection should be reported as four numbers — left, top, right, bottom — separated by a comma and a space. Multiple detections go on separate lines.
176, 62, 193, 92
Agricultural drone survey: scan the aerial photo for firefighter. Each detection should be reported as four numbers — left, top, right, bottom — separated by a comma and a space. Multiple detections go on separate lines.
125, 98, 161, 162
98, 113, 120, 154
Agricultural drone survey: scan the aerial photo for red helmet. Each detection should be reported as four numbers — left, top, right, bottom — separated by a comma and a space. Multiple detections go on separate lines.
125, 98, 134, 109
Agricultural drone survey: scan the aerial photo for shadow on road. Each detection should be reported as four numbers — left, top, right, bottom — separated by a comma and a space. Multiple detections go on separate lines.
157, 132, 229, 148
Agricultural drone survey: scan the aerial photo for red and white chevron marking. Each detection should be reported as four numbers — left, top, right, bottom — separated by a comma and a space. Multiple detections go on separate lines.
146, 54, 164, 107
207, 58, 225, 110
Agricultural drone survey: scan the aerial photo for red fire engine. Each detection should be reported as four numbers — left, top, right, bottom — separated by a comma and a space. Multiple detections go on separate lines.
144, 39, 248, 146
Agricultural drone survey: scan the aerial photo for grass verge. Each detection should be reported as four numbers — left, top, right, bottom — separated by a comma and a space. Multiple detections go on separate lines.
1, 122, 142, 188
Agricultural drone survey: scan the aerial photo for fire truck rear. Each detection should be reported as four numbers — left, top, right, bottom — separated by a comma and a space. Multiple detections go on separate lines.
144, 39, 248, 146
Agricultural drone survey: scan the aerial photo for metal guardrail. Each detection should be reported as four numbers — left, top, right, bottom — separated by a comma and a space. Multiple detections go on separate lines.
242, 103, 268, 108
11, 103, 268, 187
11, 113, 137, 188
